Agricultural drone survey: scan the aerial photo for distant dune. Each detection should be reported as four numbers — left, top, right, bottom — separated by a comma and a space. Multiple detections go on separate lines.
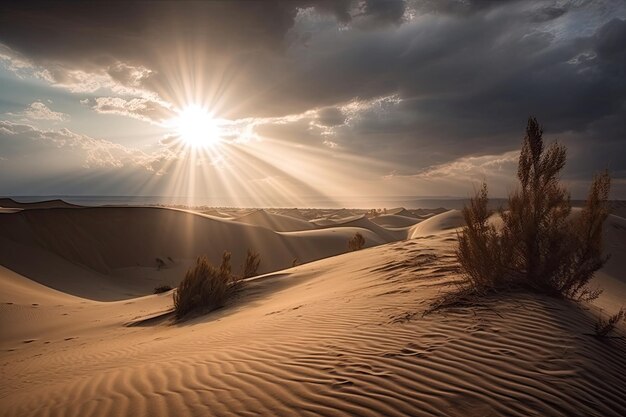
0, 206, 409, 300
408, 209, 465, 238
233, 209, 316, 232
370, 214, 422, 228
0, 197, 80, 209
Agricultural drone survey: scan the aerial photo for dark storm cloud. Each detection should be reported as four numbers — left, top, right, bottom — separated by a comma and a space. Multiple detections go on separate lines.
529, 6, 568, 22
0, 0, 409, 112
316, 107, 346, 127
410, 0, 522, 15
1, 0, 625, 193
0, 1, 405, 61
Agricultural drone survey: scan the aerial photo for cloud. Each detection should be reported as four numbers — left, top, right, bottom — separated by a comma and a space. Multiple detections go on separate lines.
316, 107, 346, 127
13, 101, 69, 121
0, 0, 624, 197
0, 120, 172, 171
86, 97, 174, 124
378, 150, 521, 197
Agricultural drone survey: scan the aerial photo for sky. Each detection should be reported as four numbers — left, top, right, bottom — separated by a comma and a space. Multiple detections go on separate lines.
0, 0, 624, 206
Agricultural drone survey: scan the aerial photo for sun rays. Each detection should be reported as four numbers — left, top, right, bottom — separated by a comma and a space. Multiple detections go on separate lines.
167, 105, 223, 148
138, 45, 396, 208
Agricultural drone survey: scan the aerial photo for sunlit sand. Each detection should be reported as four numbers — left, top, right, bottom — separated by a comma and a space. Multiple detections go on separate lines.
1, 199, 625, 416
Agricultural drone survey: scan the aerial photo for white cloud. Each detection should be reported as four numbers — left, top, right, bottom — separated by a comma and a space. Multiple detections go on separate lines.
380, 151, 521, 197
413, 151, 520, 180
0, 43, 158, 97
323, 139, 339, 148
87, 97, 174, 124
0, 120, 175, 171
21, 101, 68, 121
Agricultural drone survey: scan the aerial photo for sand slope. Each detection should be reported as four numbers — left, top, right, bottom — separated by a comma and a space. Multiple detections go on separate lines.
313, 214, 405, 242
1, 225, 625, 417
370, 214, 422, 228
409, 209, 465, 238
594, 214, 626, 311
1, 207, 625, 417
234, 209, 316, 231
0, 207, 400, 300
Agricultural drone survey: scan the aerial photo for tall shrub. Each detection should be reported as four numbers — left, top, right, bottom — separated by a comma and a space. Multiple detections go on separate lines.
456, 117, 610, 300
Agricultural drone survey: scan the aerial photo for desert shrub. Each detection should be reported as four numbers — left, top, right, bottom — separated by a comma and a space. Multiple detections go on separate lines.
173, 251, 240, 320
155, 257, 166, 270
348, 232, 365, 251
594, 308, 625, 337
454, 117, 610, 302
243, 249, 261, 278
154, 285, 172, 294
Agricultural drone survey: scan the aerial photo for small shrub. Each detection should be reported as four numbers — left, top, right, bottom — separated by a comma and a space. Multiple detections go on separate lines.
154, 285, 172, 294
155, 257, 166, 270
348, 232, 365, 251
445, 117, 611, 309
594, 308, 625, 338
173, 251, 240, 320
242, 249, 261, 278
292, 258, 299, 267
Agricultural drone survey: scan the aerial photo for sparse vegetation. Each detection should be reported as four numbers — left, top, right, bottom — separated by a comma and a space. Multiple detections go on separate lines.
155, 257, 166, 270
154, 285, 172, 294
173, 251, 242, 320
348, 232, 366, 251
243, 249, 261, 278
594, 308, 625, 338
443, 117, 611, 309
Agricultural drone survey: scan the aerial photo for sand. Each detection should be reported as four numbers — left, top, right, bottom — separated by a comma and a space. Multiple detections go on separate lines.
1, 205, 625, 417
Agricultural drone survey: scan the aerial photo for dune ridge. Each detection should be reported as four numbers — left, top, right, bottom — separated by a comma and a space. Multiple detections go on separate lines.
234, 209, 316, 232
0, 207, 403, 300
0, 198, 80, 209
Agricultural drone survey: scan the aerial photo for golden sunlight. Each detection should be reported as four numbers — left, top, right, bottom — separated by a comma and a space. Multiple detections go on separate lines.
170, 105, 222, 148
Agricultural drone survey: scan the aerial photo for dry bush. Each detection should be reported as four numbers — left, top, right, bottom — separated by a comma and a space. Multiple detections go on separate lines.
173, 251, 240, 320
451, 117, 611, 307
594, 308, 625, 337
348, 232, 366, 251
155, 257, 166, 270
154, 285, 172, 294
457, 183, 512, 292
243, 249, 261, 278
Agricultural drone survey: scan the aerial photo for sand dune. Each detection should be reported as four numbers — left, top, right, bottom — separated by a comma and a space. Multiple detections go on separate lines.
593, 214, 626, 311
370, 214, 422, 228
234, 209, 316, 231
0, 197, 80, 209
1, 217, 624, 417
273, 208, 309, 221
386, 207, 415, 217
409, 209, 465, 238
0, 207, 400, 300
311, 214, 406, 242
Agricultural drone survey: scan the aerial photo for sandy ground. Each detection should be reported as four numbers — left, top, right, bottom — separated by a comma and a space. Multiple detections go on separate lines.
0, 204, 625, 417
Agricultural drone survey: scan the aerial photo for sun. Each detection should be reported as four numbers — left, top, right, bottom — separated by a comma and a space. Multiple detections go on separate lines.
170, 105, 222, 148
